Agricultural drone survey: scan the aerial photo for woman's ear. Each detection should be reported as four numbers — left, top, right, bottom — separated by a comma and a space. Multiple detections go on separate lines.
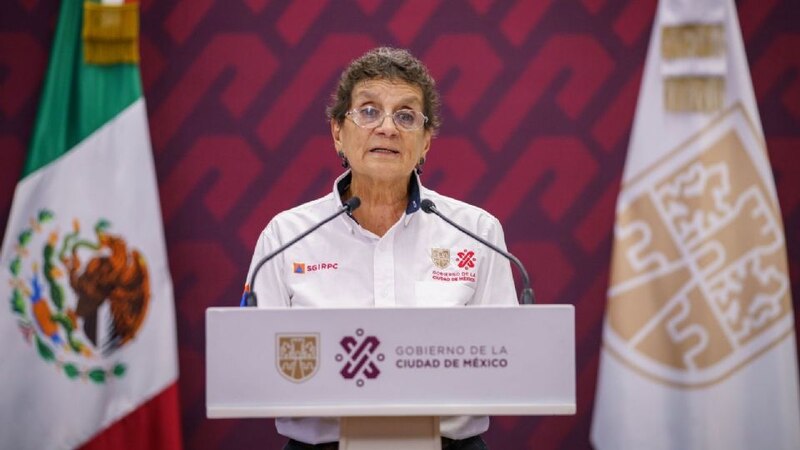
331, 119, 342, 151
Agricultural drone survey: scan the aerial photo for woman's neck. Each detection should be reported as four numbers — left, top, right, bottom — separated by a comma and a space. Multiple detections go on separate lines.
344, 174, 409, 237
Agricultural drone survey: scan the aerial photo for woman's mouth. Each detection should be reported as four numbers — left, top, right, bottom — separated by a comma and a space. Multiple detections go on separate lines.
369, 147, 399, 155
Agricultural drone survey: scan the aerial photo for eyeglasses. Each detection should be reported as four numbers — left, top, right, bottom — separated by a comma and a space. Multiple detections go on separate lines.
345, 106, 428, 131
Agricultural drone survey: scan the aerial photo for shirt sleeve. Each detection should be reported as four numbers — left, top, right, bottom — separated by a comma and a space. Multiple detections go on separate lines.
244, 219, 291, 308
469, 215, 518, 306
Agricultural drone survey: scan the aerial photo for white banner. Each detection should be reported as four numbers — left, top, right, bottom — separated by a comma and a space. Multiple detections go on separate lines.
591, 1, 800, 449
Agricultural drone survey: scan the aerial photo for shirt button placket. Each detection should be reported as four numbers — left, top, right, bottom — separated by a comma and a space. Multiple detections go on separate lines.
373, 232, 396, 307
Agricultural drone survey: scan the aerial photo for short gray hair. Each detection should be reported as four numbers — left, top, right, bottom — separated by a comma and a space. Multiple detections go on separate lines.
326, 47, 441, 134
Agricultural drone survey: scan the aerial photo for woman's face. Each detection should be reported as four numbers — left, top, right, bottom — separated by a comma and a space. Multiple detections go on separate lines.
331, 78, 431, 185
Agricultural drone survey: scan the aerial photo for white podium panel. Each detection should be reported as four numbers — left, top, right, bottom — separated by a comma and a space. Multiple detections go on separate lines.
206, 305, 575, 418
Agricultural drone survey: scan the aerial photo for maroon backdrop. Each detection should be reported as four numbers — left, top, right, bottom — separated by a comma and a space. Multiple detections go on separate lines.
2, 1, 799, 448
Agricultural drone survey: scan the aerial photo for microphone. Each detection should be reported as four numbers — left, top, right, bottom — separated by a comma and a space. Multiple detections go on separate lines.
420, 199, 535, 305
241, 197, 361, 307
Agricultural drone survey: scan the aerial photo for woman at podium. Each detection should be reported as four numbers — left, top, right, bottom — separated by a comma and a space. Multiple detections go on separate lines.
245, 47, 516, 450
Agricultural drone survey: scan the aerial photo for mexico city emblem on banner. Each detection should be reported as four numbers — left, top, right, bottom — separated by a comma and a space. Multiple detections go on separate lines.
605, 104, 793, 388
276, 333, 319, 383
7, 210, 151, 383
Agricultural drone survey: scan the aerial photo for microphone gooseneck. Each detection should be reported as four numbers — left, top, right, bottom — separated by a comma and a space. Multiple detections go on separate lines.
243, 197, 361, 307
420, 199, 535, 305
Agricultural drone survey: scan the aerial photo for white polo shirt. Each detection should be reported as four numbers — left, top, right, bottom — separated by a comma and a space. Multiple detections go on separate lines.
246, 171, 517, 444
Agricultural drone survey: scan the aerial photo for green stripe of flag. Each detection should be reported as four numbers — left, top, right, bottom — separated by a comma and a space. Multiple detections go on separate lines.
25, 0, 142, 177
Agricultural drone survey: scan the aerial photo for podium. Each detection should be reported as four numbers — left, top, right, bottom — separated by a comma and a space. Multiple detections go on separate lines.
206, 305, 575, 449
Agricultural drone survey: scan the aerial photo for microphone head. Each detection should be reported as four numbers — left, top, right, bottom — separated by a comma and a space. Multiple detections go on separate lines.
420, 198, 436, 213
345, 196, 361, 212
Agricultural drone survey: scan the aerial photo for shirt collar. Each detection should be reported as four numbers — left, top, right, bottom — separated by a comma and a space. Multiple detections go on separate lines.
335, 171, 352, 203
406, 172, 422, 215
403, 171, 422, 226
333, 171, 356, 234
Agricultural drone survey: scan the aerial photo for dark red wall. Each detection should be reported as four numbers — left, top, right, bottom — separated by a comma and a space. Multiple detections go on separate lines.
2, 1, 799, 448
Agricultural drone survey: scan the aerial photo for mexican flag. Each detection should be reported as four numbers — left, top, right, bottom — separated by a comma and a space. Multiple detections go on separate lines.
591, 0, 800, 449
0, 1, 182, 449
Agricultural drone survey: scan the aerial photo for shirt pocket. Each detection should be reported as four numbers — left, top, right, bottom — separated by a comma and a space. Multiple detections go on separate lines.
414, 281, 475, 307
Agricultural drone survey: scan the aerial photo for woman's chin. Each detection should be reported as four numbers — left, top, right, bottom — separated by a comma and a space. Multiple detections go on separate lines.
352, 162, 414, 182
